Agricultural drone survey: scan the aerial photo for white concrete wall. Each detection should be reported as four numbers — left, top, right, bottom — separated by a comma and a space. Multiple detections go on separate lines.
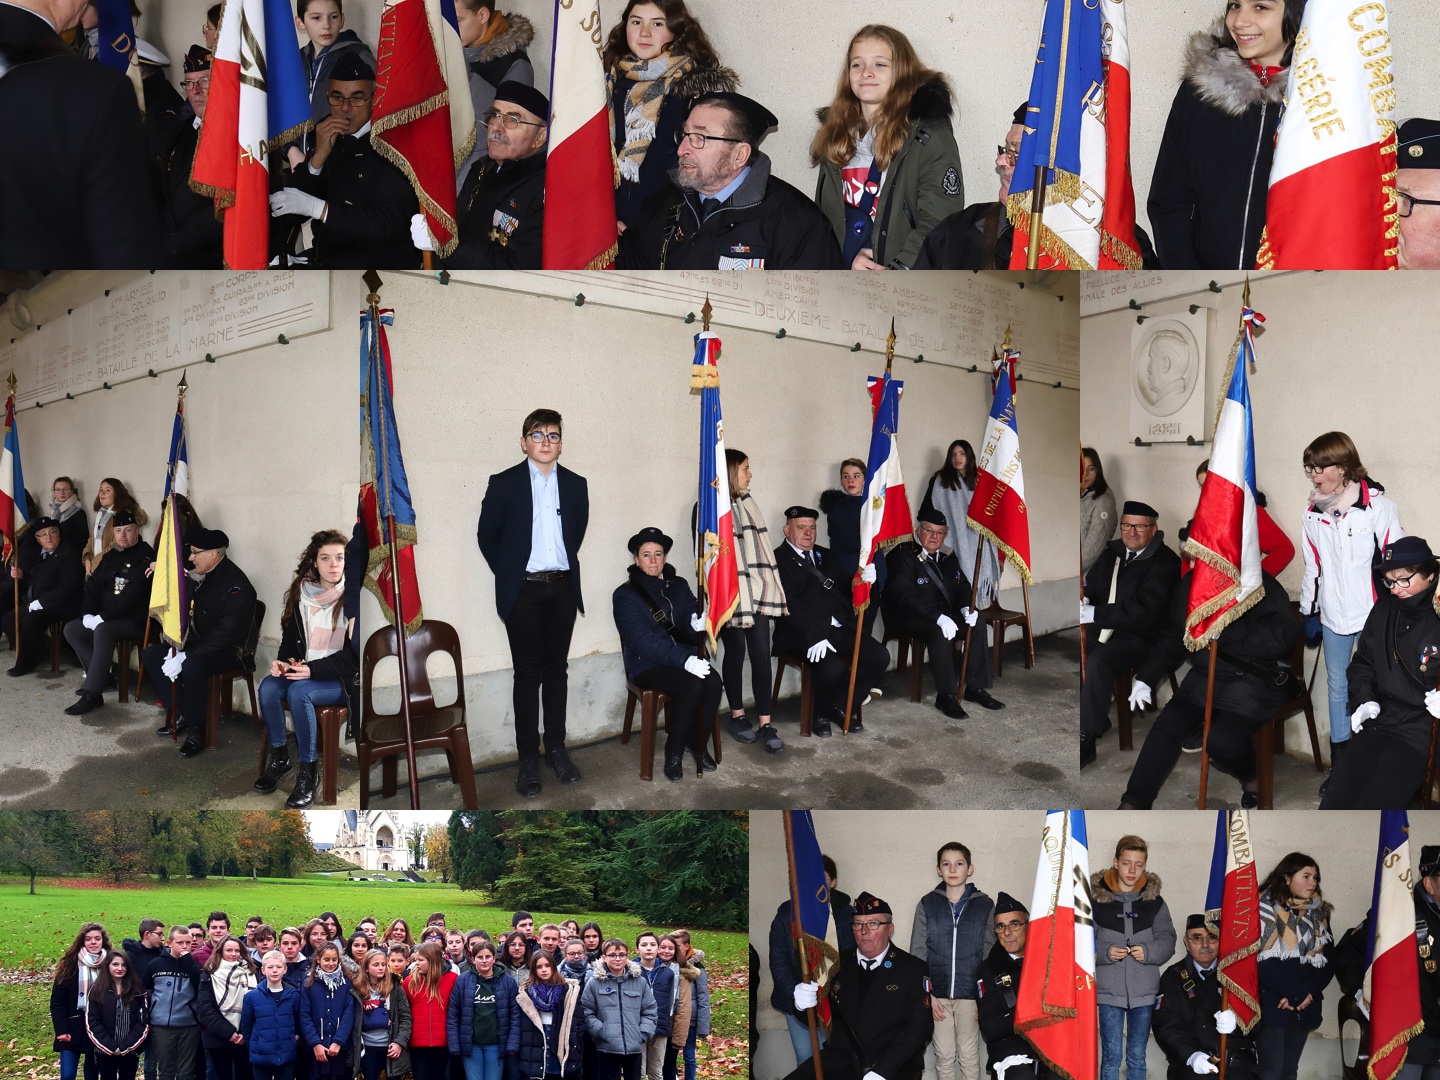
134, 0, 1440, 245
751, 809, 1438, 1080
1080, 269, 1440, 751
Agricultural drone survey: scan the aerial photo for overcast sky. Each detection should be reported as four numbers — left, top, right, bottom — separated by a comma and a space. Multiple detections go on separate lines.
302, 811, 454, 843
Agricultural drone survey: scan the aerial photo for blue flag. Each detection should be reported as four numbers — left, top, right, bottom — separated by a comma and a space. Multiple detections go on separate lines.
263, 0, 314, 147
93, 0, 138, 74
788, 811, 830, 942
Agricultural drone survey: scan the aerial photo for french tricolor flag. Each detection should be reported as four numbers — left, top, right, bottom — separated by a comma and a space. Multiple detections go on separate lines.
1364, 810, 1424, 1080
855, 371, 912, 613
1183, 304, 1265, 649
1017, 810, 1097, 1080
0, 391, 29, 566
692, 333, 739, 648
968, 362, 1031, 586
1204, 810, 1262, 1032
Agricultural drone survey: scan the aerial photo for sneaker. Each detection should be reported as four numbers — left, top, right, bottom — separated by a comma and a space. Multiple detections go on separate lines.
1180, 729, 1204, 753
757, 724, 784, 753
725, 715, 757, 744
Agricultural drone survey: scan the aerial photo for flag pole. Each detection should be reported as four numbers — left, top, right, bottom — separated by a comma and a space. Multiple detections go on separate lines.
1079, 447, 1087, 686
363, 269, 420, 810
842, 319, 895, 734
1425, 667, 1440, 808
1198, 640, 1218, 809
7, 373, 16, 655
782, 812, 825, 1080
960, 328, 1011, 688
694, 294, 713, 778
137, 373, 188, 701
1218, 986, 1229, 1080
1026, 165, 1046, 270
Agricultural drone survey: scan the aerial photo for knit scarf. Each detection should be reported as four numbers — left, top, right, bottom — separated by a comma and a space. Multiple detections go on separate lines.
528, 980, 567, 1013
300, 580, 347, 661
51, 493, 82, 523
214, 959, 257, 1030
317, 965, 349, 992
731, 492, 788, 626
475, 9, 509, 45
616, 52, 695, 182
1257, 897, 1331, 967
1308, 480, 1361, 518
930, 478, 1002, 608
92, 507, 113, 556
77, 949, 105, 1008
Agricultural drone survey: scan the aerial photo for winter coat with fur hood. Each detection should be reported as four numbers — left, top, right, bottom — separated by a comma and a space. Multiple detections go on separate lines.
1147, 21, 1287, 270
813, 74, 965, 269
459, 13, 536, 189
1091, 869, 1176, 1008
578, 959, 657, 1056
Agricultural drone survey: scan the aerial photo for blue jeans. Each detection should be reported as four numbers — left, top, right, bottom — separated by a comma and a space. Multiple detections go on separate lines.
783, 1012, 827, 1066
1099, 1004, 1153, 1080
258, 674, 345, 762
682, 1034, 697, 1080
60, 1048, 98, 1080
1255, 1022, 1308, 1080
459, 1045, 501, 1080
1322, 627, 1360, 743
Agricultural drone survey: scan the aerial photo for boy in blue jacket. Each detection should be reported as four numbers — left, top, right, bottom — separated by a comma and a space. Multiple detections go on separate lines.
242, 952, 303, 1080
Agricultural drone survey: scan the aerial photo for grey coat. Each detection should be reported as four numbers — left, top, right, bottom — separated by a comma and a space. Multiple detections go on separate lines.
1081, 488, 1118, 577
579, 959, 657, 1055
1092, 871, 1176, 1009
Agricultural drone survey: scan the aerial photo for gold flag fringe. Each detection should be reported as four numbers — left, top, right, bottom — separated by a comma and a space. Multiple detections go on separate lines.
967, 518, 1033, 586
1100, 229, 1143, 270
268, 118, 314, 160
363, 522, 424, 635
1216, 931, 1265, 1035
1004, 170, 1097, 270
690, 365, 719, 392
1367, 1018, 1425, 1080
582, 241, 619, 271
370, 111, 463, 259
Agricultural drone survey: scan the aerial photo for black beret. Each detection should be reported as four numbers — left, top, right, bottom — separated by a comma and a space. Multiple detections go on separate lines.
183, 43, 211, 73
1421, 846, 1440, 877
112, 510, 138, 527
918, 507, 947, 527
1012, 101, 1028, 126
690, 92, 778, 142
329, 54, 375, 83
1185, 914, 1210, 932
492, 81, 549, 123
852, 891, 891, 917
627, 527, 673, 555
1378, 536, 1435, 570
188, 527, 229, 550
1399, 118, 1440, 169
29, 516, 59, 533
994, 892, 1027, 917
785, 506, 819, 521
1122, 501, 1159, 519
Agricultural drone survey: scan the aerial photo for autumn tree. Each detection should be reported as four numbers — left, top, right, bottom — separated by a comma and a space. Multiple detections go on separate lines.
424, 825, 451, 882
268, 811, 313, 877
0, 810, 69, 894
198, 811, 243, 878
238, 812, 275, 878
80, 811, 150, 882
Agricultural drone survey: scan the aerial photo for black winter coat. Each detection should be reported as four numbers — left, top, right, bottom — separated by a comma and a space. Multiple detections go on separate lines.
24, 545, 84, 620
771, 542, 853, 656
767, 897, 856, 1017
197, 966, 254, 1050
611, 564, 702, 681
1344, 581, 1440, 752
1151, 956, 1258, 1079
446, 151, 546, 269
615, 151, 843, 270
278, 605, 360, 731
818, 489, 886, 593
821, 945, 931, 1080
516, 982, 583, 1079
85, 989, 150, 1058
975, 943, 1059, 1079
883, 540, 972, 634
51, 967, 97, 1053
292, 131, 420, 269
83, 540, 156, 622
1148, 24, 1286, 270
160, 120, 223, 269
1256, 898, 1333, 1031
1085, 534, 1181, 650
1136, 571, 1298, 718
187, 556, 258, 669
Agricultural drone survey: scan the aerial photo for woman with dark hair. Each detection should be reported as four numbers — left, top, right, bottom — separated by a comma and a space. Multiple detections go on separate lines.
500, 931, 534, 989
580, 925, 603, 964
811, 24, 962, 270
253, 529, 358, 809
52, 922, 111, 1080
83, 478, 148, 575
612, 526, 724, 782
1081, 447, 1117, 577
1320, 537, 1440, 809
1255, 853, 1332, 1080
920, 440, 1001, 609
517, 951, 583, 1080
1298, 431, 1404, 791
819, 458, 887, 638
1148, 0, 1308, 268
197, 936, 256, 1080
602, 0, 737, 230
344, 933, 371, 978
388, 919, 415, 948
319, 912, 345, 944
83, 950, 149, 1080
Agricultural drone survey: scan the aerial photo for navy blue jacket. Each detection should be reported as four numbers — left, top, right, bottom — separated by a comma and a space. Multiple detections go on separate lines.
300, 977, 356, 1051
819, 489, 887, 593
612, 564, 702, 680
910, 882, 995, 1000
636, 962, 675, 1038
477, 460, 589, 620
446, 970, 520, 1056
241, 984, 303, 1066
767, 897, 856, 1016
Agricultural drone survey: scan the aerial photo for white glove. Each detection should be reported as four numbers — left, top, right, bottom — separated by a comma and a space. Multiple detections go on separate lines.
1187, 1052, 1218, 1075
993, 1056, 1034, 1080
1354, 987, 1370, 1020
1079, 602, 1095, 624
269, 188, 326, 220
961, 607, 979, 627
689, 612, 706, 632
1426, 689, 1440, 720
806, 639, 836, 664
82, 614, 102, 630
859, 563, 876, 584
936, 614, 958, 641
27, 599, 41, 612
1128, 680, 1152, 711
792, 982, 819, 1011
862, 1072, 884, 1080
1351, 700, 1381, 733
409, 213, 436, 251
1213, 1009, 1237, 1034
161, 650, 187, 681
830, 616, 843, 628
682, 656, 710, 679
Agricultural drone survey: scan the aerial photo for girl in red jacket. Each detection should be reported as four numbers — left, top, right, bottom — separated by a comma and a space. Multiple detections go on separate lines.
405, 942, 458, 1080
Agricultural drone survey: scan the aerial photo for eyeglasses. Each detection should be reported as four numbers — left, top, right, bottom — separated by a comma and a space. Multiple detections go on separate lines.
995, 921, 1026, 934
997, 145, 1019, 164
1383, 572, 1418, 590
603, 951, 628, 959
851, 919, 891, 931
527, 431, 562, 444
483, 108, 545, 130
1302, 463, 1332, 476
1118, 523, 1154, 533
675, 130, 745, 149
328, 91, 373, 108
1398, 191, 1440, 218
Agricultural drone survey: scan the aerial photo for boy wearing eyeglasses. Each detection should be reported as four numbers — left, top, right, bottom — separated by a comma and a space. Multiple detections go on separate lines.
478, 408, 591, 798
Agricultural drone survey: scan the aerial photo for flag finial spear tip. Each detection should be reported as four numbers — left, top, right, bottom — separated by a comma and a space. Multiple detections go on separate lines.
1002, 323, 1013, 350
701, 294, 712, 332
363, 269, 383, 306
885, 318, 896, 372
5, 371, 14, 396
178, 371, 188, 391
1242, 275, 1251, 307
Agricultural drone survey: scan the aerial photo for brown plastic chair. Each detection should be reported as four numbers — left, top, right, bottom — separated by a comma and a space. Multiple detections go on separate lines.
882, 630, 926, 703
978, 597, 1035, 675
258, 704, 348, 806
47, 616, 68, 674
359, 620, 476, 809
115, 619, 160, 703
771, 653, 864, 735
620, 680, 722, 781
1114, 667, 1180, 751
1245, 601, 1324, 809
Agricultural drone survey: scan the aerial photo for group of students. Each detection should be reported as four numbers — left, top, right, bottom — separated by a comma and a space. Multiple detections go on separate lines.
1079, 430, 1440, 810
52, 907, 712, 1080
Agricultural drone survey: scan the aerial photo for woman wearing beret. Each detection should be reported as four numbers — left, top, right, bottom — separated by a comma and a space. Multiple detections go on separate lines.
1319, 536, 1440, 809
611, 527, 723, 781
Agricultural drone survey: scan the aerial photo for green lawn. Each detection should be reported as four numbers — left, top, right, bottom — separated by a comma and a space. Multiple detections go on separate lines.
0, 877, 747, 1079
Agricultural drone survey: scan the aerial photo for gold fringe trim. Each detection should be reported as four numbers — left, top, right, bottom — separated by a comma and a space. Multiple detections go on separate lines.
690, 365, 719, 392
1181, 538, 1265, 652
1100, 229, 1143, 270
1368, 1019, 1425, 1080
364, 523, 424, 635
581, 241, 619, 271
967, 519, 1033, 586
1255, 225, 1275, 269
1004, 171, 1112, 269
269, 118, 313, 159
1216, 932, 1265, 1035
370, 116, 462, 260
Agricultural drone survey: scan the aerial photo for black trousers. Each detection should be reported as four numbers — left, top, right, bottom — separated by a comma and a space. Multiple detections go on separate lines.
0, 604, 74, 669
140, 643, 237, 730
892, 615, 992, 696
632, 664, 723, 757
96, 1057, 139, 1080
504, 577, 578, 759
1080, 630, 1153, 738
65, 616, 147, 692
1121, 695, 1263, 809
1319, 724, 1428, 809
718, 619, 773, 716
775, 625, 890, 720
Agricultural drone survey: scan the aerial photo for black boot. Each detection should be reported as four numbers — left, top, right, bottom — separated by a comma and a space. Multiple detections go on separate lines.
253, 745, 293, 794
285, 761, 318, 809
663, 751, 684, 782
1318, 739, 1349, 800
64, 690, 104, 716
178, 731, 204, 757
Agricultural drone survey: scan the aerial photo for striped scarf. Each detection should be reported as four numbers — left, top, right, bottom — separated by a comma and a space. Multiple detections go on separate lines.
616, 52, 695, 182
731, 493, 787, 626
77, 950, 104, 1008
1257, 897, 1331, 968
213, 959, 257, 1030
299, 580, 347, 661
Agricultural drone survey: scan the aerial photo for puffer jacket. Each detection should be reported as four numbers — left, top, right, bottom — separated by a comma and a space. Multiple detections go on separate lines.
84, 989, 149, 1057
446, 969, 520, 1056
910, 882, 995, 1000
1299, 477, 1404, 635
516, 981, 583, 1079
405, 970, 457, 1048
813, 74, 964, 269
1148, 22, 1286, 269
685, 952, 709, 1039
240, 984, 302, 1066
579, 959, 657, 1055
636, 962, 675, 1038
668, 959, 701, 1050
1081, 488, 1118, 577
349, 984, 411, 1078
1091, 869, 1176, 1008
300, 975, 356, 1052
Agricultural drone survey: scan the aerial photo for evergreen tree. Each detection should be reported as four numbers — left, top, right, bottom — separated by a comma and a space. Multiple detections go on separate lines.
492, 811, 594, 913
593, 811, 748, 929
449, 811, 505, 892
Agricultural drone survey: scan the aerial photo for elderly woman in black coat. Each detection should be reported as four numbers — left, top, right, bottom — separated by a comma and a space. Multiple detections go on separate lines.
611, 527, 723, 782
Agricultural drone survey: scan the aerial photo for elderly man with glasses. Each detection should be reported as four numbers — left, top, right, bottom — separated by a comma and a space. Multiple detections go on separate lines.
1398, 118, 1440, 270
1151, 916, 1259, 1080
1080, 500, 1181, 768
975, 893, 1060, 1080
159, 45, 223, 267
785, 891, 933, 1080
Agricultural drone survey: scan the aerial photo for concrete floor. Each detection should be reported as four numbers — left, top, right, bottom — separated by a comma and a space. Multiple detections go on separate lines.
369, 629, 1083, 810
0, 651, 360, 809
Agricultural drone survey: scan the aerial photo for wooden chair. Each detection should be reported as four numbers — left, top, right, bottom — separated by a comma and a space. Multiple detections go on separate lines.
620, 680, 722, 781
978, 597, 1035, 675
1245, 602, 1324, 809
47, 615, 69, 674
771, 653, 863, 735
881, 631, 925, 703
1114, 667, 1180, 751
199, 600, 265, 750
359, 620, 476, 809
115, 619, 159, 703
257, 704, 348, 806
1338, 990, 1370, 1080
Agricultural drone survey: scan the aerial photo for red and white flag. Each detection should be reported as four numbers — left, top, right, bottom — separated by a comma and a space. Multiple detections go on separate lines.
1256, 0, 1399, 269
854, 369, 913, 613
691, 332, 739, 649
1204, 810, 1262, 1033
1364, 811, 1424, 1080
543, 0, 618, 269
968, 347, 1031, 585
371, 0, 475, 258
1017, 810, 1097, 1080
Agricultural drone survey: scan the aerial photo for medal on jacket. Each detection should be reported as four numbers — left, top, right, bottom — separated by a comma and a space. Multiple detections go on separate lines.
1421, 644, 1438, 675
113, 575, 128, 595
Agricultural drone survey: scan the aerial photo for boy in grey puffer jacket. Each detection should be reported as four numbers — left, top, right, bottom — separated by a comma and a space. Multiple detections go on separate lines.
1092, 836, 1176, 1080
579, 940, 658, 1075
